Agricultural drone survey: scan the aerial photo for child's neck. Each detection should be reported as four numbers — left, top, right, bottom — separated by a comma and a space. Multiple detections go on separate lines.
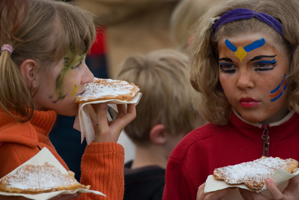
131, 145, 167, 169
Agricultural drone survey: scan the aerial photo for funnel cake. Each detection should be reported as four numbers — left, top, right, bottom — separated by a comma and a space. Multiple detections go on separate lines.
75, 78, 140, 103
0, 162, 89, 194
213, 156, 298, 191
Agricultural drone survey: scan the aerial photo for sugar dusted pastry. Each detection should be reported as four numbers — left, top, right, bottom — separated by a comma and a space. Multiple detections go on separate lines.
75, 78, 140, 103
213, 156, 298, 191
0, 162, 89, 194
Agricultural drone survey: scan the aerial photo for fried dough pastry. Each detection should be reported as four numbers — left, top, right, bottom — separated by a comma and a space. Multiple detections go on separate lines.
213, 156, 298, 191
75, 78, 140, 103
0, 162, 89, 194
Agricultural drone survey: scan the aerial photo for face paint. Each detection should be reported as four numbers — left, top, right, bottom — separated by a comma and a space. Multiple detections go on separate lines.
225, 38, 266, 62
269, 74, 287, 102
53, 47, 84, 103
71, 85, 79, 96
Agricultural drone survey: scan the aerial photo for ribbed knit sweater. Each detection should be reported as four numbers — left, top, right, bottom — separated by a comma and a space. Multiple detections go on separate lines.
163, 110, 299, 200
0, 109, 124, 200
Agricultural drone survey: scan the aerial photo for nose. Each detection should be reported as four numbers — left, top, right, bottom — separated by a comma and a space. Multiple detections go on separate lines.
236, 69, 254, 90
81, 62, 94, 84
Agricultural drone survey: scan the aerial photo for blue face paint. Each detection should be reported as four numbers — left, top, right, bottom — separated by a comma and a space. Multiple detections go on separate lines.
270, 74, 287, 102
243, 38, 265, 52
225, 40, 237, 52
225, 38, 266, 62
256, 59, 276, 64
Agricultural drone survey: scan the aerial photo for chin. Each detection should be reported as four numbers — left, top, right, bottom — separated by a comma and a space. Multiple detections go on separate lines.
56, 109, 78, 117
240, 114, 265, 124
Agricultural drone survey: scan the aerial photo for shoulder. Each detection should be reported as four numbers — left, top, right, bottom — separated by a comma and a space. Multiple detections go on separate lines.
0, 115, 37, 147
169, 123, 230, 162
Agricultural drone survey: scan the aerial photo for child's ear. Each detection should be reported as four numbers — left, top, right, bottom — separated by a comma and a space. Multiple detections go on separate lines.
19, 59, 38, 89
149, 124, 167, 144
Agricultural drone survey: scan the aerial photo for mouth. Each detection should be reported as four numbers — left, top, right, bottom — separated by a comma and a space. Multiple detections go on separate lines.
239, 97, 259, 108
77, 90, 86, 96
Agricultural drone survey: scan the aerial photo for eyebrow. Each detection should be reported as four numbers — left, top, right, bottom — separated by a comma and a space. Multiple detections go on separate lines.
219, 57, 233, 62
250, 55, 276, 61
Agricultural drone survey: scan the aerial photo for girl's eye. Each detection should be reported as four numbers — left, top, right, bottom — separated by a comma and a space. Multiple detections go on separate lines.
219, 62, 236, 73
71, 61, 82, 69
254, 60, 276, 71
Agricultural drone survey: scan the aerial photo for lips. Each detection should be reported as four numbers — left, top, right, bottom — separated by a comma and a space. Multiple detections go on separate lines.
239, 97, 259, 108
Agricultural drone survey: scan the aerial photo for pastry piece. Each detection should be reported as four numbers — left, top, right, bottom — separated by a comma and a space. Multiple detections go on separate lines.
213, 156, 298, 191
0, 162, 89, 194
75, 78, 140, 103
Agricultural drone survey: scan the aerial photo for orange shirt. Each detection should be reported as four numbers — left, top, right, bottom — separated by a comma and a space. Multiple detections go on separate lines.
0, 109, 124, 200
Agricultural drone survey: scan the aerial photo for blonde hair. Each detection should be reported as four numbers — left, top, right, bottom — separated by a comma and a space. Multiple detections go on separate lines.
116, 49, 202, 144
0, 0, 96, 122
188, 0, 299, 125
170, 0, 225, 51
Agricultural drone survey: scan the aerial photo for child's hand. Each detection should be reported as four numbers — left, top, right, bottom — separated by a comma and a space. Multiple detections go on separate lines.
196, 183, 229, 200
93, 103, 136, 143
240, 176, 299, 200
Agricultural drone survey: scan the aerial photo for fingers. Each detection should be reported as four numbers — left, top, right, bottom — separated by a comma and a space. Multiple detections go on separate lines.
109, 104, 136, 137
204, 189, 229, 200
94, 103, 136, 143
197, 183, 229, 200
281, 176, 299, 198
94, 103, 111, 142
96, 103, 109, 134
265, 179, 284, 199
239, 188, 268, 200
196, 183, 206, 200
114, 104, 136, 126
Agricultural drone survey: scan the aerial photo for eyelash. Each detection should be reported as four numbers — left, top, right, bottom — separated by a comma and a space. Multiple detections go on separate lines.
253, 61, 276, 71
219, 63, 236, 74
219, 61, 277, 73
71, 61, 82, 69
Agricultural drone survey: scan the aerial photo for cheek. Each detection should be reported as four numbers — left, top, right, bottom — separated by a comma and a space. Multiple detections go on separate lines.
268, 74, 287, 102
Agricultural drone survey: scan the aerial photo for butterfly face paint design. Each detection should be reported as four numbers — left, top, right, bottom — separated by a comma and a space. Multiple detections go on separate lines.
269, 74, 287, 102
225, 38, 266, 62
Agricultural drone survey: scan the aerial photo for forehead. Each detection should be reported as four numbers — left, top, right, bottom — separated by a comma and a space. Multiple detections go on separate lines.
217, 32, 287, 58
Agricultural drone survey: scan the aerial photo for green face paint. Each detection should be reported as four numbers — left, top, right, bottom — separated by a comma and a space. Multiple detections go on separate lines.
53, 47, 84, 103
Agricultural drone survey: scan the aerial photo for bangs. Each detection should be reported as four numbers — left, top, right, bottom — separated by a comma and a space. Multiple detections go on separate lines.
52, 1, 96, 62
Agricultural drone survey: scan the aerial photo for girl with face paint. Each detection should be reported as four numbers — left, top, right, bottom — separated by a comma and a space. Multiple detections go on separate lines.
163, 0, 299, 200
0, 0, 136, 200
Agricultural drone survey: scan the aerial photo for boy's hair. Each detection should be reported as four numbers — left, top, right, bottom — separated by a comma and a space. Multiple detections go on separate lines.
188, 0, 299, 125
0, 0, 96, 122
170, 0, 224, 51
116, 49, 202, 145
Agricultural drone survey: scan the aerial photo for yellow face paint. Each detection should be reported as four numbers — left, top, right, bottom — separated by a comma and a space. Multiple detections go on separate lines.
225, 38, 266, 63
71, 85, 79, 96
234, 47, 247, 63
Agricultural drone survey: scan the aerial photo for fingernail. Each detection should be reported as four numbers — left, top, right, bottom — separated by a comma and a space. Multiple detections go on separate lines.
265, 179, 271, 185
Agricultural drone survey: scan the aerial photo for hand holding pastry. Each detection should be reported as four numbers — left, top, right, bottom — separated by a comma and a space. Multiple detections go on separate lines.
196, 183, 229, 200
239, 176, 299, 200
75, 78, 139, 143
93, 103, 136, 143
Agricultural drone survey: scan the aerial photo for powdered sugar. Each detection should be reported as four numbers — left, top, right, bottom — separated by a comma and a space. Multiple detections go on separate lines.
76, 78, 140, 103
213, 156, 298, 190
0, 163, 80, 192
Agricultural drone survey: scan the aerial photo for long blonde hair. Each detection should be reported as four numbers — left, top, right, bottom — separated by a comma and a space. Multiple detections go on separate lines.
189, 0, 299, 125
0, 0, 96, 122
